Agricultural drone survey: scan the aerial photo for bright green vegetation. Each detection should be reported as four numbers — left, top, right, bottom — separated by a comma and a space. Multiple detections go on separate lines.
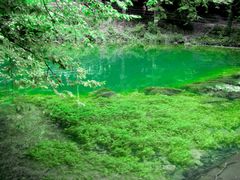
28, 140, 83, 167
23, 92, 240, 179
1, 0, 240, 179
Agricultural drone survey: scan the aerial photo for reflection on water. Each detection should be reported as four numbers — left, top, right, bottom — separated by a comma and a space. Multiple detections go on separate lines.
2, 46, 240, 94
66, 46, 240, 93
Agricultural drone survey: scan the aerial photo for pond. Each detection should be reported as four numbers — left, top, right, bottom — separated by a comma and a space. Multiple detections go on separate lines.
62, 45, 240, 93
1, 45, 240, 95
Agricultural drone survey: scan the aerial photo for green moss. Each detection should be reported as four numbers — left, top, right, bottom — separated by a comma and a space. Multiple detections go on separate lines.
23, 92, 240, 178
28, 140, 82, 167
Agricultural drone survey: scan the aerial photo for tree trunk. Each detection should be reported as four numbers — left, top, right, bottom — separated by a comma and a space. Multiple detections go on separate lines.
226, 0, 238, 35
154, 10, 158, 25
122, 9, 126, 27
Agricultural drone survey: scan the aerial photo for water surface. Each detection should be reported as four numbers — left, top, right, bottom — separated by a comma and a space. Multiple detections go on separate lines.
69, 45, 240, 93
2, 45, 240, 94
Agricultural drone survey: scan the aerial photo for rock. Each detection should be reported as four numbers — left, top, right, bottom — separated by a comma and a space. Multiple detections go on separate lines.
163, 164, 176, 173
144, 87, 182, 96
184, 74, 240, 100
191, 149, 206, 166
90, 88, 116, 98
191, 149, 205, 160
214, 84, 240, 92
226, 92, 240, 100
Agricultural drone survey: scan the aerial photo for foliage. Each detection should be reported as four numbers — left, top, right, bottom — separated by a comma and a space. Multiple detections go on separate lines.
146, 0, 207, 23
193, 26, 240, 47
100, 21, 185, 45
0, 0, 138, 89
146, 0, 239, 25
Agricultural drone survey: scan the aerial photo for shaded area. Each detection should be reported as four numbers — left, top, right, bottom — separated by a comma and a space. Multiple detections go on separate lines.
198, 153, 240, 180
0, 104, 92, 179
0, 105, 47, 179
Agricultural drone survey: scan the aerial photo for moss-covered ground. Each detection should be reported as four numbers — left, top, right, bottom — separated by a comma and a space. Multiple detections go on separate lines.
3, 90, 235, 179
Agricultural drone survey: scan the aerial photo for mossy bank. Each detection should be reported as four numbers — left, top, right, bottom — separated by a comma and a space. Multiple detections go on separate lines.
1, 84, 240, 179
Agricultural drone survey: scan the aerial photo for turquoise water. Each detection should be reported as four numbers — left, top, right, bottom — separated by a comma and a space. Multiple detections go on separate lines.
1, 45, 240, 94
62, 45, 240, 93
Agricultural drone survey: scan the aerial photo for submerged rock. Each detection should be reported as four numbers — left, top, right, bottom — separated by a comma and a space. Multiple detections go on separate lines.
214, 84, 240, 92
191, 149, 206, 166
90, 88, 116, 98
144, 87, 182, 96
184, 73, 240, 100
163, 164, 176, 173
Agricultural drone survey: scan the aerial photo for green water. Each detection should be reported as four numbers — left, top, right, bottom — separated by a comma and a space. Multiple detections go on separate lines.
1, 45, 240, 95
61, 45, 240, 93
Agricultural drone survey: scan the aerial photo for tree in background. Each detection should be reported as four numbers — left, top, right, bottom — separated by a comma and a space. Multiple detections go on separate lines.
146, 0, 209, 25
146, 0, 239, 31
225, 0, 240, 34
0, 0, 137, 90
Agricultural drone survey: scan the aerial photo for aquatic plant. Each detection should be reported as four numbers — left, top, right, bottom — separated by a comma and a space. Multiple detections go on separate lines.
23, 92, 240, 178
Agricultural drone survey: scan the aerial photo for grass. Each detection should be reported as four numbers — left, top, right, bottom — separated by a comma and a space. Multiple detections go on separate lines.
20, 91, 240, 179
